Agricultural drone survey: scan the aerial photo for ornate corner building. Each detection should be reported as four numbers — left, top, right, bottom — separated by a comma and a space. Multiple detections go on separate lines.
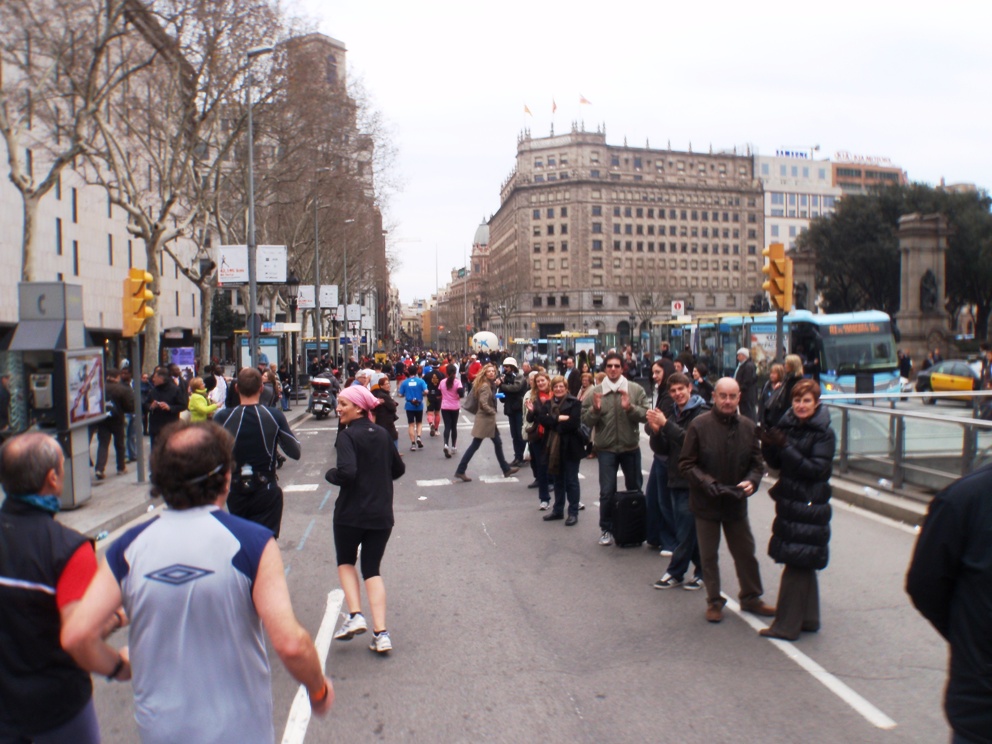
484, 124, 765, 351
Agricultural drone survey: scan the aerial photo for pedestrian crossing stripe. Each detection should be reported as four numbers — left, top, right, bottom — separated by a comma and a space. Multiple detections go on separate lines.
284, 484, 320, 492
480, 475, 520, 484
417, 479, 453, 487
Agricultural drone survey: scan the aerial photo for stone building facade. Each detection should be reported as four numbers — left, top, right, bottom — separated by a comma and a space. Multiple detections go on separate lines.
485, 126, 765, 350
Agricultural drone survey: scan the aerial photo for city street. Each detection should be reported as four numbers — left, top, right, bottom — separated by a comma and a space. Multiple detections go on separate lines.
91, 411, 951, 743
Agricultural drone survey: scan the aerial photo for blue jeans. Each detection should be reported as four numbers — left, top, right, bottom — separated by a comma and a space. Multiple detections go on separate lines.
597, 449, 642, 532
645, 456, 677, 550
281, 390, 290, 411
125, 413, 137, 461
506, 410, 525, 462
456, 430, 511, 475
665, 488, 701, 580
529, 437, 551, 503
551, 458, 581, 515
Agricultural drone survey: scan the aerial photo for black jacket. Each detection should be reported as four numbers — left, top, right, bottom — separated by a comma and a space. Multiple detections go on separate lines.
0, 500, 92, 736
500, 370, 527, 414
761, 405, 835, 570
372, 389, 399, 441
907, 463, 992, 743
535, 394, 584, 461
657, 394, 709, 489
103, 380, 134, 426
143, 379, 185, 437
326, 418, 405, 529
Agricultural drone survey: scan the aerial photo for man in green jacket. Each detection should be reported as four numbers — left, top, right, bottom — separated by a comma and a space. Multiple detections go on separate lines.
581, 351, 648, 546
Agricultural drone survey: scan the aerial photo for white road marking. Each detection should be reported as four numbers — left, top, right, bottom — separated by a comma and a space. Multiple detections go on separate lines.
296, 519, 316, 551
481, 522, 497, 546
302, 427, 340, 433
280, 589, 344, 744
725, 596, 897, 730
318, 490, 332, 511
417, 479, 454, 487
283, 484, 320, 493
480, 475, 520, 483
418, 496, 428, 500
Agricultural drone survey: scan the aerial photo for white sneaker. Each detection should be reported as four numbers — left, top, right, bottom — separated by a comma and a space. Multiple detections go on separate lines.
334, 613, 368, 641
660, 549, 673, 557
598, 531, 614, 546
369, 630, 392, 653
539, 501, 550, 510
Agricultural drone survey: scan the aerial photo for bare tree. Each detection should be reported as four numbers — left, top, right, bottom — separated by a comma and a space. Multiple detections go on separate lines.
484, 255, 527, 343
82, 0, 289, 372
0, 0, 156, 280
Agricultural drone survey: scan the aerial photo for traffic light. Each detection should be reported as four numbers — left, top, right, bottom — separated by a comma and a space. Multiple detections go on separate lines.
762, 242, 793, 312
122, 269, 154, 337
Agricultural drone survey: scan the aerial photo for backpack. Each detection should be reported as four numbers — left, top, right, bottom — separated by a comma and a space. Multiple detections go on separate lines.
461, 388, 479, 414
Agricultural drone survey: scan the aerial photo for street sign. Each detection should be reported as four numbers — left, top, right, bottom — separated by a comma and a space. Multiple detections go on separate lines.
671, 299, 685, 316
297, 285, 315, 309
346, 303, 361, 322
319, 284, 339, 308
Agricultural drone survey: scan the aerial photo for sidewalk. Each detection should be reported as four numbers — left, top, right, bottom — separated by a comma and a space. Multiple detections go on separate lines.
57, 406, 312, 538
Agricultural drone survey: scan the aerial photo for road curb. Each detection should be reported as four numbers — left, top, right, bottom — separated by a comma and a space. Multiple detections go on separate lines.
830, 478, 929, 526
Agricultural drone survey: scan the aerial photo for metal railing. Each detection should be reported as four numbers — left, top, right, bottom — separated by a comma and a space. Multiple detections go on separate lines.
825, 391, 992, 497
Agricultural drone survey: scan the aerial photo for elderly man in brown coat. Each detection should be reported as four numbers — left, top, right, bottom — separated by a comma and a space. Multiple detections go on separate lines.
679, 377, 775, 623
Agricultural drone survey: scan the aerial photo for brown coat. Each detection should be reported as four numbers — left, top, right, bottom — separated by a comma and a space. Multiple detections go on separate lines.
471, 381, 499, 439
679, 408, 764, 522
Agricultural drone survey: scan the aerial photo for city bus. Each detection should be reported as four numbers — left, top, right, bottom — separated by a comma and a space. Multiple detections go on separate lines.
672, 309, 900, 396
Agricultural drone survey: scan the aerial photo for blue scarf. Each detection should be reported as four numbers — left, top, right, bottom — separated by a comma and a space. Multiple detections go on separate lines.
11, 493, 61, 514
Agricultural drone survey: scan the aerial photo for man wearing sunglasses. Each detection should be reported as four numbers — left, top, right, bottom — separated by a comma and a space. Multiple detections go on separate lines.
581, 351, 649, 546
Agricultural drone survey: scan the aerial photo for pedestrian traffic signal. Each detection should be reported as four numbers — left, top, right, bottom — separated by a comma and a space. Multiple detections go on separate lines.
762, 242, 793, 312
123, 269, 154, 337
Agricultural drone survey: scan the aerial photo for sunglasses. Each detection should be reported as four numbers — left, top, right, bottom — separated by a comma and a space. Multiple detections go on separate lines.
605, 363, 622, 369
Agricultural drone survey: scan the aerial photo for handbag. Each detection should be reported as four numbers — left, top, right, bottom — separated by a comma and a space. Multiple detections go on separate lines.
461, 389, 479, 414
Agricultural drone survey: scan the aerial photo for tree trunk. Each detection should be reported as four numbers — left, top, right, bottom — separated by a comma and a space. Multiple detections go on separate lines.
199, 282, 214, 370
21, 194, 40, 282
142, 239, 163, 375
975, 301, 991, 344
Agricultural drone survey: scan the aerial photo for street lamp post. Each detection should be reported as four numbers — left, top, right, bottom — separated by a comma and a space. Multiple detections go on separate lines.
245, 45, 273, 369
628, 313, 636, 350
341, 218, 355, 367
286, 270, 300, 407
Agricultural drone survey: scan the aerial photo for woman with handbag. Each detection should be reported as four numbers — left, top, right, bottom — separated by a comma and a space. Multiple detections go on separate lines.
524, 371, 553, 508
757, 379, 836, 641
536, 376, 583, 526
453, 365, 520, 482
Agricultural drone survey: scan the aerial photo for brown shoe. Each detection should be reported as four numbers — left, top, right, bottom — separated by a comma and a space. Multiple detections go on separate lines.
742, 602, 776, 617
705, 605, 723, 623
454, 473, 471, 482
759, 628, 797, 641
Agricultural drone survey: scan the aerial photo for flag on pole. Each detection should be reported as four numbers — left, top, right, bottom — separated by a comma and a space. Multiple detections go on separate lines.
579, 94, 592, 105
552, 98, 557, 114
523, 104, 532, 116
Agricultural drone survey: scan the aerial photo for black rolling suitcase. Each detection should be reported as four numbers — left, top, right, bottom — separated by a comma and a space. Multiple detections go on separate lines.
612, 490, 646, 547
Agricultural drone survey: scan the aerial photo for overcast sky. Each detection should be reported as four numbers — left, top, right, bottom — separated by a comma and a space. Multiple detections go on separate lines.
291, 0, 992, 305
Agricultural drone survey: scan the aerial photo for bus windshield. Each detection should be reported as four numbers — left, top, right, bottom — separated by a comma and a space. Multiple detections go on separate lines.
817, 320, 897, 373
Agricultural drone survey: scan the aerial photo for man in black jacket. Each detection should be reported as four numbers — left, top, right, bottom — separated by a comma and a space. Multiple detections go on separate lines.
143, 367, 184, 452
907, 464, 992, 744
500, 358, 527, 467
95, 368, 133, 479
734, 348, 758, 422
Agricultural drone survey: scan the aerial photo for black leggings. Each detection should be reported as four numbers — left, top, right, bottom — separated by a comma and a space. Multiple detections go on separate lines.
441, 409, 460, 446
333, 523, 392, 578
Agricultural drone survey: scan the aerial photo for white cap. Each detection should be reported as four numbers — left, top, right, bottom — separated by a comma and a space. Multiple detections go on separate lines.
737, 347, 750, 357
502, 357, 518, 368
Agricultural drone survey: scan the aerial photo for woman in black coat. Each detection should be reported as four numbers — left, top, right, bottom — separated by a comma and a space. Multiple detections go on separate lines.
758, 378, 836, 641
535, 375, 584, 526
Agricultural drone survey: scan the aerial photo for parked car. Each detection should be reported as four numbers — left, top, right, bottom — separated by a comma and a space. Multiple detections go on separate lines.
915, 360, 981, 404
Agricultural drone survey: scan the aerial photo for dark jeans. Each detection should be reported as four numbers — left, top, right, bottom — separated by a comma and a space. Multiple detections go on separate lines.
95, 421, 126, 474
551, 457, 581, 516
227, 484, 284, 538
645, 456, 677, 550
528, 437, 551, 502
597, 449, 643, 532
455, 430, 512, 475
441, 409, 460, 447
665, 488, 701, 581
506, 410, 525, 462
125, 413, 137, 461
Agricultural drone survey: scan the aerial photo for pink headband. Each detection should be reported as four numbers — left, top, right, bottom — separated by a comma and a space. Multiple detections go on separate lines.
338, 385, 381, 412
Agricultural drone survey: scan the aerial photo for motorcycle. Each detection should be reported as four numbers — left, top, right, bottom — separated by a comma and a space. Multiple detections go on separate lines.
310, 377, 336, 420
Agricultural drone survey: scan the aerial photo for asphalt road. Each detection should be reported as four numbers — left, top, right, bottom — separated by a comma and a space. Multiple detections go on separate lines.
91, 409, 952, 743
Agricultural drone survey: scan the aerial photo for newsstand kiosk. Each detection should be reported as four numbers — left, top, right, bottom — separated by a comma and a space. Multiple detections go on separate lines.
8, 283, 105, 510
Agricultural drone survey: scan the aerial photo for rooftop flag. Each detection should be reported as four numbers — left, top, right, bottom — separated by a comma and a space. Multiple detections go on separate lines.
523, 104, 532, 116
552, 98, 557, 114
579, 94, 592, 105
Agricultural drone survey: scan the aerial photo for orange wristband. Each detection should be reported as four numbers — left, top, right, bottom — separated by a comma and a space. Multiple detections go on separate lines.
310, 682, 328, 703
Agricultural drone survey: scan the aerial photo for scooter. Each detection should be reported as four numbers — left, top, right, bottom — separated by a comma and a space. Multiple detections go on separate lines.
310, 377, 335, 420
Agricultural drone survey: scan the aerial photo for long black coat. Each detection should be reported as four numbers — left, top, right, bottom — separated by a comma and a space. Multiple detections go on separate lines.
762, 404, 835, 570
535, 394, 584, 462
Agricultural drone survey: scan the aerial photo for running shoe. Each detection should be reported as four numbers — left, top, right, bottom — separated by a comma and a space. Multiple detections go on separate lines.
334, 613, 368, 641
369, 630, 392, 653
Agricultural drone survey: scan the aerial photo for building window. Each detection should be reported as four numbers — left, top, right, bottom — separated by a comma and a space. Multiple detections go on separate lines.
547, 208, 554, 218
561, 207, 568, 217
590, 169, 600, 178
592, 222, 602, 233
592, 205, 602, 216
592, 275, 603, 287
547, 295, 556, 306
771, 225, 779, 237
55, 218, 63, 255
128, 240, 133, 268
533, 243, 541, 253
561, 295, 569, 307
560, 241, 568, 252
618, 295, 629, 307
592, 240, 603, 251
71, 188, 78, 223
547, 258, 555, 270
560, 224, 568, 235
533, 226, 541, 237
533, 209, 540, 219
107, 235, 113, 265
592, 257, 603, 268
533, 260, 541, 270
613, 241, 621, 251
72, 240, 79, 275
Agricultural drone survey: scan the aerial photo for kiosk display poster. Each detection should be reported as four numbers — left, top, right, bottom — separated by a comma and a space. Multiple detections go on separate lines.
63, 349, 106, 429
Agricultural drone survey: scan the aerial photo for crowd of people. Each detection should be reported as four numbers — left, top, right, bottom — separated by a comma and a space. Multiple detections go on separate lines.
1, 342, 988, 743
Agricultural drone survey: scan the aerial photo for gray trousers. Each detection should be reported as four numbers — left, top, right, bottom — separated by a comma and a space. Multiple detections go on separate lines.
695, 515, 764, 609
